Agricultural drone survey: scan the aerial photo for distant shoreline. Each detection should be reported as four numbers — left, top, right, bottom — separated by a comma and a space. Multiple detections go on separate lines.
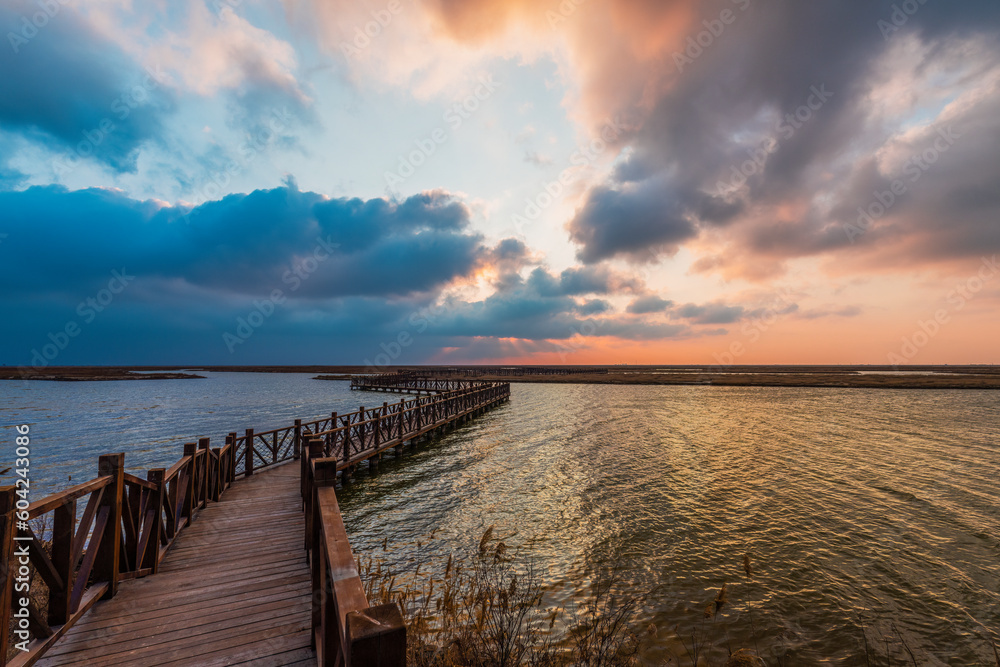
0, 368, 205, 381
3, 365, 1000, 388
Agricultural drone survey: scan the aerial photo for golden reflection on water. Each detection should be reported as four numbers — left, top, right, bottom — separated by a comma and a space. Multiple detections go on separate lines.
338, 384, 999, 664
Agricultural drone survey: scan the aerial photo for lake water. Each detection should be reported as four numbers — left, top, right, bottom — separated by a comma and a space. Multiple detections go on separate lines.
2, 374, 998, 664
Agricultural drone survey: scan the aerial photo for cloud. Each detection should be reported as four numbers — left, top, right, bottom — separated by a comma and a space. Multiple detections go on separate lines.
568, 179, 697, 264
0, 184, 483, 299
526, 265, 644, 297
674, 302, 745, 325
372, 0, 1000, 276
560, 2, 1000, 271
0, 183, 679, 365
0, 2, 174, 173
627, 295, 672, 315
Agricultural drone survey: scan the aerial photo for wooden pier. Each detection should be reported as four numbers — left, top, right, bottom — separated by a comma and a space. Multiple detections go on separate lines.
1, 375, 510, 666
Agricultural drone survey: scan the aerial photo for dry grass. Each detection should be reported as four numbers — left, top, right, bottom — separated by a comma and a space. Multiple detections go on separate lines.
360, 540, 1000, 667
359, 531, 762, 667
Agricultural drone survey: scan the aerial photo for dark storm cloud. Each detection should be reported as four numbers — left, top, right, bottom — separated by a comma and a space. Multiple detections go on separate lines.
0, 184, 483, 298
0, 184, 678, 365
567, 0, 1000, 268
0, 2, 174, 173
568, 180, 697, 264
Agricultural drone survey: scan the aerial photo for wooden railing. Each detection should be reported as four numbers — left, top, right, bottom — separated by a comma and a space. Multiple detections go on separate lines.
352, 374, 469, 393
334, 378, 510, 464
1, 376, 510, 666
302, 439, 406, 666
0, 433, 239, 667
297, 376, 510, 665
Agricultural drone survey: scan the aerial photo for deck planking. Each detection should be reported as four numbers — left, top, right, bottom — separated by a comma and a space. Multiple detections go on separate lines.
36, 463, 313, 667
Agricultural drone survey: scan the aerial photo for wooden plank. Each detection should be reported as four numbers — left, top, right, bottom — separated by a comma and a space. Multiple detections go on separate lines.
44, 622, 310, 667
38, 598, 309, 665
46, 591, 309, 654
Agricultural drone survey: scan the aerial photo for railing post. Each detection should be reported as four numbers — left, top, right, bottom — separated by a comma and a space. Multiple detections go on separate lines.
223, 434, 233, 492
210, 448, 222, 501
329, 413, 338, 458
229, 432, 238, 481
1, 487, 16, 666
48, 496, 75, 626
198, 437, 210, 509
304, 437, 325, 554
294, 419, 302, 460
183, 443, 197, 521
347, 605, 407, 666
245, 428, 255, 477
342, 412, 351, 464
95, 453, 124, 599
374, 405, 382, 449
147, 469, 165, 574
300, 426, 309, 503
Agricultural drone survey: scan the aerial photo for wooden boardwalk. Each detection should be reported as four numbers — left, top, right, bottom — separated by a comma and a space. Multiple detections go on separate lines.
35, 464, 314, 667
2, 375, 509, 666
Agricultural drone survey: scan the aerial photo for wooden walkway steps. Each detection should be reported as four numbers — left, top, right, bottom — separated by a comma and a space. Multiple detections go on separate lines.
35, 463, 313, 667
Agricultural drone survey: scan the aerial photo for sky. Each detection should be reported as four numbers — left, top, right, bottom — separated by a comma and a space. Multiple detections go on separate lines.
1, 0, 999, 368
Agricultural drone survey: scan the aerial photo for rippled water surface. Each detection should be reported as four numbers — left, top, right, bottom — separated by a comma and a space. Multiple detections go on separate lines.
338, 383, 1000, 665
3, 376, 998, 663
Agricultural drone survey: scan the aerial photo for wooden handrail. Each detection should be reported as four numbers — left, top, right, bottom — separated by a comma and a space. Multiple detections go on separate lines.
305, 449, 406, 666
122, 473, 158, 491
25, 477, 111, 519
